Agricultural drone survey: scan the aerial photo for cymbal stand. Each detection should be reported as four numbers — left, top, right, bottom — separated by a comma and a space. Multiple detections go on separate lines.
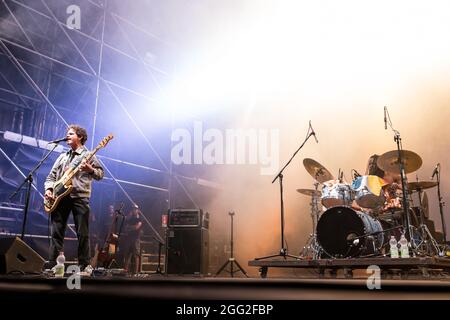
300, 181, 322, 259
393, 131, 415, 246
414, 188, 442, 256
385, 107, 414, 246
435, 164, 448, 245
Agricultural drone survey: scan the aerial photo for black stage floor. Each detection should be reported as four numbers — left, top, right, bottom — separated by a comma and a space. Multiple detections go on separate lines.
1, 273, 450, 301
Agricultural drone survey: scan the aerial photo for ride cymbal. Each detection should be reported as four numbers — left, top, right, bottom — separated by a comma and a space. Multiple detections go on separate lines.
377, 150, 422, 174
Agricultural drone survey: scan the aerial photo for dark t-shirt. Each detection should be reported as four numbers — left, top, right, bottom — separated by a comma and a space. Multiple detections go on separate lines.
125, 214, 142, 239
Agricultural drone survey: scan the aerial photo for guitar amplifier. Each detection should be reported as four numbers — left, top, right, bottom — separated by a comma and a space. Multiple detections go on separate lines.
168, 209, 209, 228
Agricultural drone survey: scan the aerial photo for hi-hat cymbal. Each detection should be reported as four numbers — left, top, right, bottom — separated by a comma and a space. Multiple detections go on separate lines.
377, 150, 422, 174
407, 181, 438, 191
303, 158, 335, 183
296, 188, 322, 197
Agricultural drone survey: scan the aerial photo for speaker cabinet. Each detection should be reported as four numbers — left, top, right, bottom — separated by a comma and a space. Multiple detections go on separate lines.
166, 227, 209, 275
0, 237, 45, 274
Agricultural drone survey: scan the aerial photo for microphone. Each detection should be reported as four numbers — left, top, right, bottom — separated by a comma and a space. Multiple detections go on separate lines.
352, 169, 361, 180
431, 163, 440, 180
384, 106, 387, 130
48, 137, 68, 144
309, 121, 318, 143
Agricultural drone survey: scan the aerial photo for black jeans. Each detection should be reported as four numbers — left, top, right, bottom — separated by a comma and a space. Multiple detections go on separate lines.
49, 196, 90, 267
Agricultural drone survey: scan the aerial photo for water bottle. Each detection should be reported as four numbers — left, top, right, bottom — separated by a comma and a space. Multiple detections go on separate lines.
54, 251, 65, 277
399, 234, 410, 258
389, 236, 399, 258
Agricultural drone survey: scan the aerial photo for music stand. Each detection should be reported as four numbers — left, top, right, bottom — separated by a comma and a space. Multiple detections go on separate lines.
255, 124, 316, 261
215, 211, 248, 277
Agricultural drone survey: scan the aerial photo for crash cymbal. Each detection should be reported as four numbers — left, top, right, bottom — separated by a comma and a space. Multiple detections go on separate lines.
296, 188, 322, 197
377, 150, 422, 174
407, 181, 438, 191
303, 158, 335, 183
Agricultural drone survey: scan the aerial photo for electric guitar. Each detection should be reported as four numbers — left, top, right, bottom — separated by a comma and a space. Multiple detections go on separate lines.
44, 134, 113, 214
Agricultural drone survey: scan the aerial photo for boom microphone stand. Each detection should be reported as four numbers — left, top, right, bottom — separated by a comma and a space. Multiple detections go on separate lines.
255, 122, 318, 260
9, 142, 60, 240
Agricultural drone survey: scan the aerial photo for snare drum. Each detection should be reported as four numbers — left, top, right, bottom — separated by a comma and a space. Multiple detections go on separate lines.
352, 175, 386, 209
321, 181, 354, 208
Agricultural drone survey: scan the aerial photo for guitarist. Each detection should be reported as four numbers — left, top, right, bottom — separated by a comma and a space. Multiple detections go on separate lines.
44, 125, 104, 273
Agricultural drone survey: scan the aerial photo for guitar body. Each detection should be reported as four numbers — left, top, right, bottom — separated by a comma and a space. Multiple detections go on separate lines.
44, 177, 73, 214
97, 233, 119, 268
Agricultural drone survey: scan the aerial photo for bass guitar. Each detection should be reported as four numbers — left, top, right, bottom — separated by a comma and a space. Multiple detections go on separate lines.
44, 134, 113, 214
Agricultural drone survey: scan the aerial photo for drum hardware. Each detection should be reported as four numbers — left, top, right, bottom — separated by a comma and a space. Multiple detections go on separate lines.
431, 163, 448, 247
351, 169, 362, 180
255, 123, 317, 261
299, 181, 322, 259
412, 180, 444, 256
381, 106, 422, 247
421, 191, 429, 219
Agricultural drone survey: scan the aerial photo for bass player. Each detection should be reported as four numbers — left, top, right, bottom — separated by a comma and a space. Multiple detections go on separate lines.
44, 124, 104, 274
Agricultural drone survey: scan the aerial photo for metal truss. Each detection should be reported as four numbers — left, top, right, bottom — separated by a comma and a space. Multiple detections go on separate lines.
0, 0, 218, 242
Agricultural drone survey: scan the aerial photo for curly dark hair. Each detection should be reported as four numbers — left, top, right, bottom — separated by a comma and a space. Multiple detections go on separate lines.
67, 124, 88, 145
365, 154, 384, 178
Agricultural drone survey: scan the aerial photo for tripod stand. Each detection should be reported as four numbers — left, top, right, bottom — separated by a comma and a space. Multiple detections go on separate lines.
299, 181, 322, 259
255, 122, 317, 261
215, 211, 248, 277
412, 187, 441, 256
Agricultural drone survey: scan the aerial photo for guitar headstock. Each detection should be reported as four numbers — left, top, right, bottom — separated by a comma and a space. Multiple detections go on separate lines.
98, 134, 114, 148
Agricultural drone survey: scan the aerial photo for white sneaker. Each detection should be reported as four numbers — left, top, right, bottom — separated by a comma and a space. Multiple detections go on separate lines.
82, 265, 93, 276
76, 264, 93, 277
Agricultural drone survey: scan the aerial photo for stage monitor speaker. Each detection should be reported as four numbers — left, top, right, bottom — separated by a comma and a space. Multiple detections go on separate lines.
166, 227, 209, 275
0, 237, 45, 274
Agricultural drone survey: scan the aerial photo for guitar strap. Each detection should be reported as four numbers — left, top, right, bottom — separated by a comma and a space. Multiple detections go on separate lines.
64, 148, 87, 170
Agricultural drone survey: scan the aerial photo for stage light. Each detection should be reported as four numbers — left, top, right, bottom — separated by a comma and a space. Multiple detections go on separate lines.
3, 131, 66, 153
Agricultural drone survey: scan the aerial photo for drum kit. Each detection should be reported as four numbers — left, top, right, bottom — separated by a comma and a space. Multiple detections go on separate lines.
299, 150, 445, 259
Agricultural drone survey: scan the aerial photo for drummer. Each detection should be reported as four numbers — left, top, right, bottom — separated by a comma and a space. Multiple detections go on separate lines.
365, 154, 402, 213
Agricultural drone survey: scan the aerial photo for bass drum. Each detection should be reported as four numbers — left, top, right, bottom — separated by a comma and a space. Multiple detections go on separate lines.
317, 206, 384, 258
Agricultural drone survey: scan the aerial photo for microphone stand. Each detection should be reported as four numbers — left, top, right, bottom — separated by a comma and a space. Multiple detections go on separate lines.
393, 131, 413, 243
152, 236, 164, 274
255, 127, 316, 261
436, 167, 447, 244
9, 142, 60, 240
